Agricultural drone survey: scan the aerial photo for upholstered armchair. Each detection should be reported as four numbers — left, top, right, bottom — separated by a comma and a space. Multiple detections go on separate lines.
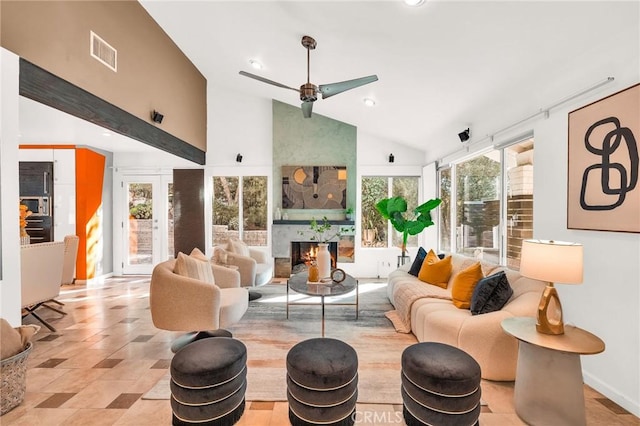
149, 252, 248, 350
21, 241, 65, 331
213, 240, 273, 291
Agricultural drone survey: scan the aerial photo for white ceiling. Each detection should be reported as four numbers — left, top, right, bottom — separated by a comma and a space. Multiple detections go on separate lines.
18, 1, 638, 162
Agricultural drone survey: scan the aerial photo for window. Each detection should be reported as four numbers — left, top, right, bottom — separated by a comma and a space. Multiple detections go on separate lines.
361, 176, 420, 248
439, 138, 533, 269
213, 176, 268, 246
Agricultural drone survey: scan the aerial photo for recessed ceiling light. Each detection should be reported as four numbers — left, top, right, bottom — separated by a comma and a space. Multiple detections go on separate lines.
363, 98, 376, 107
404, 0, 425, 6
102, 131, 111, 137
249, 59, 263, 70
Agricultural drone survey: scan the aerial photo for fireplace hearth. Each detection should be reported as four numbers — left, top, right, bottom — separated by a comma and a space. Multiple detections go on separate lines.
290, 241, 338, 275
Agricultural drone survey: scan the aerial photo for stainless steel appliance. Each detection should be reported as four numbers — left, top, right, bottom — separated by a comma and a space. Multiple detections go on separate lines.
19, 196, 51, 216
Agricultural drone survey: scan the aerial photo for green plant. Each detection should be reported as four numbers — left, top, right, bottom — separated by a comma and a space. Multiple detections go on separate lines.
375, 196, 442, 256
129, 202, 153, 219
298, 216, 354, 243
345, 207, 354, 214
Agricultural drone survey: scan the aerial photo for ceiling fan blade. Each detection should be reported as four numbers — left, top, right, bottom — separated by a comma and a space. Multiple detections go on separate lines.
301, 101, 313, 118
239, 71, 299, 93
318, 75, 379, 99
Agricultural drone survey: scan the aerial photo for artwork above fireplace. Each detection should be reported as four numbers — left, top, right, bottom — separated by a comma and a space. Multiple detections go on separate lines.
281, 165, 347, 209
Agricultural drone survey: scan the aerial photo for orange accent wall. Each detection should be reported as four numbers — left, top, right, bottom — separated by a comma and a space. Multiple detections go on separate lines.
75, 148, 105, 280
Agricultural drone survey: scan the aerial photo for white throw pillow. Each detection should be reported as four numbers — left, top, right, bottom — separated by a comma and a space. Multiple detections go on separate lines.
174, 252, 215, 284
231, 240, 250, 257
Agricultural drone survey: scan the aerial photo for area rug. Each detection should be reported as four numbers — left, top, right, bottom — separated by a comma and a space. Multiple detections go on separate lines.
143, 281, 417, 404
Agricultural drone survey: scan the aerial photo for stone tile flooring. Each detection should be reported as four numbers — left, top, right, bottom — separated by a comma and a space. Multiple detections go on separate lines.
2, 276, 637, 425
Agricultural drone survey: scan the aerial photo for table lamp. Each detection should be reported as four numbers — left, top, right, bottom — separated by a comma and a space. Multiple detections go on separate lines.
520, 239, 583, 335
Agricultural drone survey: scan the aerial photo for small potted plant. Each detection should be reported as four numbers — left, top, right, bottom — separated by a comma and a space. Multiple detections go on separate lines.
345, 207, 354, 221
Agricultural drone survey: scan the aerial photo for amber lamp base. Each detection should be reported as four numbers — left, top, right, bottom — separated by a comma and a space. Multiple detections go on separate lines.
536, 283, 565, 335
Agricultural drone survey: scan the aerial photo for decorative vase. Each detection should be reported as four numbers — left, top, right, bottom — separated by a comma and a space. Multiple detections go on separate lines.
316, 243, 331, 279
308, 261, 319, 282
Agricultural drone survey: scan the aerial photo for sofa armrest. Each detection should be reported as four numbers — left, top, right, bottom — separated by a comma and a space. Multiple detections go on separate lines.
211, 263, 242, 288
248, 248, 269, 264
226, 253, 257, 286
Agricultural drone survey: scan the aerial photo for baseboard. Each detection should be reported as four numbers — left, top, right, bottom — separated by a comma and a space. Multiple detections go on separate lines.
583, 371, 640, 417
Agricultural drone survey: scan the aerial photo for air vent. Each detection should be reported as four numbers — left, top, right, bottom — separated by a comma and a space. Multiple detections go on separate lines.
90, 31, 117, 72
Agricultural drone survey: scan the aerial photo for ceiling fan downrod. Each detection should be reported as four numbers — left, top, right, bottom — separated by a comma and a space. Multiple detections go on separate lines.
300, 36, 318, 102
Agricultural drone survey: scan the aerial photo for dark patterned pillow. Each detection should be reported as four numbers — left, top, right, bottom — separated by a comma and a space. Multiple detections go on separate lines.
408, 247, 427, 277
470, 270, 513, 315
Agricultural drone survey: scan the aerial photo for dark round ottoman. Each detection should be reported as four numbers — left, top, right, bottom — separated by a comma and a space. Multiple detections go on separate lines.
286, 338, 358, 426
401, 342, 481, 426
170, 337, 247, 425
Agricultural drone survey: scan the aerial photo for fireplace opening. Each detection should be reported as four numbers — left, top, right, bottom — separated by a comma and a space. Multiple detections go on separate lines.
290, 241, 338, 275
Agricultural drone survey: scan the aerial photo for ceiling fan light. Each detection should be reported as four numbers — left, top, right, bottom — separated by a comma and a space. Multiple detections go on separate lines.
363, 98, 376, 107
404, 0, 425, 6
249, 59, 263, 70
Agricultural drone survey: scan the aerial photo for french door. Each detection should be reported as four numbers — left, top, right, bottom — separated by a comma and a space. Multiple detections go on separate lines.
122, 174, 173, 274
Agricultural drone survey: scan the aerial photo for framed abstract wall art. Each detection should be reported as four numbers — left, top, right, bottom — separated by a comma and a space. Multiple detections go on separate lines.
282, 166, 347, 209
567, 83, 639, 233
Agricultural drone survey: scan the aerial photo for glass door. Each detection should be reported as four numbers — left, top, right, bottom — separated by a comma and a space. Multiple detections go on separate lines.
122, 175, 172, 274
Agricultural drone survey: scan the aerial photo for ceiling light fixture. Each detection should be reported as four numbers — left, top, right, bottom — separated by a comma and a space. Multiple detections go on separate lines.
249, 59, 263, 70
363, 98, 376, 107
404, 0, 425, 6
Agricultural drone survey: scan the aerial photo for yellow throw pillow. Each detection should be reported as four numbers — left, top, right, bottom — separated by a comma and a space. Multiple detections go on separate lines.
417, 250, 452, 288
174, 252, 215, 284
451, 262, 484, 309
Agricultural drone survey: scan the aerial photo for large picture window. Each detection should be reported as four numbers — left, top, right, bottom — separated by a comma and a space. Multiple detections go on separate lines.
213, 176, 268, 246
361, 176, 420, 248
439, 138, 533, 269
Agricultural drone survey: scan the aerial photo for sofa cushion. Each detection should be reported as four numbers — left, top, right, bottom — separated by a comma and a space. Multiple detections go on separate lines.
408, 247, 427, 277
451, 262, 484, 309
174, 252, 215, 285
189, 247, 208, 261
418, 251, 452, 289
228, 240, 250, 257
470, 271, 514, 315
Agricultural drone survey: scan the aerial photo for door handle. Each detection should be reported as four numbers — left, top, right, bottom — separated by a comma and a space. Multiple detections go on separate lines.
43, 172, 48, 194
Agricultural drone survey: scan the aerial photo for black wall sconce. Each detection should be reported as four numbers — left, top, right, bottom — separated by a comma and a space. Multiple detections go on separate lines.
388, 153, 395, 163
236, 153, 243, 163
458, 128, 470, 142
151, 110, 164, 124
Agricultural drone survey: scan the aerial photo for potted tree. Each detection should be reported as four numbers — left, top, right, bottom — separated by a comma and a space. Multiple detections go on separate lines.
375, 196, 442, 264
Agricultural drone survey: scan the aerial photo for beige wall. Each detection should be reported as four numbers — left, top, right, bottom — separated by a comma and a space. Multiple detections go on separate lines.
1, 0, 206, 151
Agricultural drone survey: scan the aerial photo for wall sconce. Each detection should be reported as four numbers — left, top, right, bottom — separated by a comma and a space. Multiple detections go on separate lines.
151, 110, 164, 123
236, 153, 243, 163
458, 128, 470, 142
388, 153, 395, 163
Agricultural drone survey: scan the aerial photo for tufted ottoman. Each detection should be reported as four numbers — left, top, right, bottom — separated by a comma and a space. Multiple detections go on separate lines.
286, 338, 358, 426
170, 337, 247, 425
401, 342, 481, 426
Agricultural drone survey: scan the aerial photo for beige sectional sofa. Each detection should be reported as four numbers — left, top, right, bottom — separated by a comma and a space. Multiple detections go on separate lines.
386, 253, 546, 381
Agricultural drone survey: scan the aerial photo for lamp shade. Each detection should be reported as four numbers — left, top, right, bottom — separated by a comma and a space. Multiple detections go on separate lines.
520, 239, 583, 284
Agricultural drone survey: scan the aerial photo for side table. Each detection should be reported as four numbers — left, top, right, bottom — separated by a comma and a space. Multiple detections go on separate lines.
501, 317, 605, 426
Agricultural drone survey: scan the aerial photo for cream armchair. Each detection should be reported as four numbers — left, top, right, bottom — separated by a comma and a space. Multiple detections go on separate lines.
149, 257, 248, 337
213, 240, 273, 290
21, 241, 65, 331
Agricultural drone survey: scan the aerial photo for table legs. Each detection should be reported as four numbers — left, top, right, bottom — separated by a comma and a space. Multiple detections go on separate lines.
514, 341, 587, 426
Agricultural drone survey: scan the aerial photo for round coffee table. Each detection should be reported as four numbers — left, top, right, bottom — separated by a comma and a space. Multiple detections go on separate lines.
287, 271, 358, 337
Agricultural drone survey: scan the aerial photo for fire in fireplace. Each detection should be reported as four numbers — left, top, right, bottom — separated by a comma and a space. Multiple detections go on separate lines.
290, 241, 338, 275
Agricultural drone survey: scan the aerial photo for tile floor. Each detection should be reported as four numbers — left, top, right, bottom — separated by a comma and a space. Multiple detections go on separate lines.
2, 276, 638, 425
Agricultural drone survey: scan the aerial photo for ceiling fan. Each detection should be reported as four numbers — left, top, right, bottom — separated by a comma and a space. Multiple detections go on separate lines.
239, 35, 378, 118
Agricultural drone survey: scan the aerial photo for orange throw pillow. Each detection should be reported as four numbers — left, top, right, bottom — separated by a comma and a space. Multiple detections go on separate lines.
451, 262, 484, 309
417, 250, 452, 289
